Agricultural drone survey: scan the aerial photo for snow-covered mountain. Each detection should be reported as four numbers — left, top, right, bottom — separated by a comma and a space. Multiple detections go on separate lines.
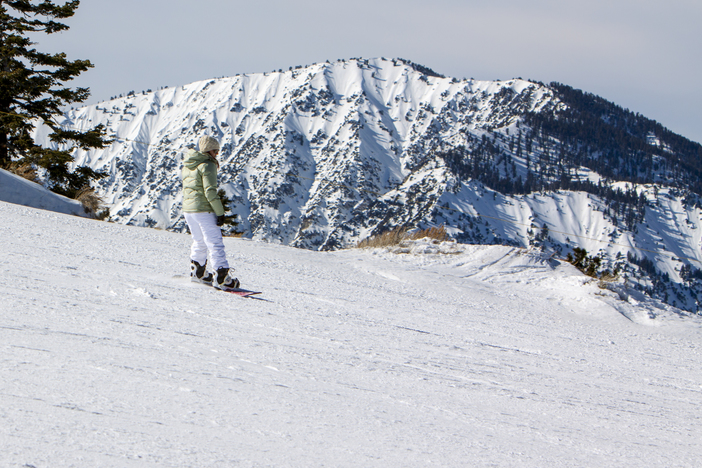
3, 200, 701, 467
32, 57, 702, 312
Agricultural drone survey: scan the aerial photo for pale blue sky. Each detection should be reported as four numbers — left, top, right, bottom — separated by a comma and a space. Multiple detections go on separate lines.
37, 0, 702, 143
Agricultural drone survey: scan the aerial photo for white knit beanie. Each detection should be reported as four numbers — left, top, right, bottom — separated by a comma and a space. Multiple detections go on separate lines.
198, 135, 220, 154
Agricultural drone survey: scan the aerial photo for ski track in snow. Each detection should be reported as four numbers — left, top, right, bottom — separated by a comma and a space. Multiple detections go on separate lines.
1, 201, 701, 467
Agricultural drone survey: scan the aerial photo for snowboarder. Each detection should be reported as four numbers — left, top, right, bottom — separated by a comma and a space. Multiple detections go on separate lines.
182, 135, 240, 289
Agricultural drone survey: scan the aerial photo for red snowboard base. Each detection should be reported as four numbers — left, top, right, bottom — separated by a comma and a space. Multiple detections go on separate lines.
218, 287, 262, 298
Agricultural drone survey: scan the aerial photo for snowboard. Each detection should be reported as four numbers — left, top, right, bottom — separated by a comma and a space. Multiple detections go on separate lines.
191, 276, 261, 297
217, 287, 262, 298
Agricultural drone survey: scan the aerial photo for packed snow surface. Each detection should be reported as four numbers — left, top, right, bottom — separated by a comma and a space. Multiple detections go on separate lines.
0, 168, 87, 218
2, 200, 701, 467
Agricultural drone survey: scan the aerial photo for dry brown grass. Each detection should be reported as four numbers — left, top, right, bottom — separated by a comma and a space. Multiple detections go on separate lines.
8, 163, 40, 183
409, 225, 448, 242
76, 187, 109, 219
356, 225, 448, 249
356, 227, 409, 249
597, 270, 621, 289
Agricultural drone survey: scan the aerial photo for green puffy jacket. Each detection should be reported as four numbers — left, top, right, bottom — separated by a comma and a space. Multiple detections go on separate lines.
181, 149, 225, 216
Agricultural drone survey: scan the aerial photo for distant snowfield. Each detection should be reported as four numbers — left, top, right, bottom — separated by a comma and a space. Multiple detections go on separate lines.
2, 200, 701, 467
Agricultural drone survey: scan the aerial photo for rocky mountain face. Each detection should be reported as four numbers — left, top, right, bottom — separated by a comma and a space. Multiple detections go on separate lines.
35, 58, 702, 312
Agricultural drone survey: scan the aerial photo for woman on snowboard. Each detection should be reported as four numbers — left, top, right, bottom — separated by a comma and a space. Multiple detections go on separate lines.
182, 135, 240, 290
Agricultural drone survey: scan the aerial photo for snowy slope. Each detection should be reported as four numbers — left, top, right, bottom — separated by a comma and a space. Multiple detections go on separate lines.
0, 168, 88, 217
2, 200, 701, 467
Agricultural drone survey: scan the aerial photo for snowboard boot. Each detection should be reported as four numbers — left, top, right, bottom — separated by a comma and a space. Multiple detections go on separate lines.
214, 267, 240, 290
191, 260, 213, 284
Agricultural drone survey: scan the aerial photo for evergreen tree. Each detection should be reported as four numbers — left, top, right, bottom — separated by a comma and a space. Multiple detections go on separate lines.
217, 188, 243, 236
566, 247, 602, 278
0, 0, 108, 197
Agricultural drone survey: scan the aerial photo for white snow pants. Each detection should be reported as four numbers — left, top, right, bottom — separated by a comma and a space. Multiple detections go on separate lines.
184, 212, 229, 271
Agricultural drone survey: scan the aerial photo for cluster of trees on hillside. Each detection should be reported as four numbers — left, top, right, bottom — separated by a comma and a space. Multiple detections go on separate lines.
438, 81, 702, 232
441, 144, 648, 231
523, 83, 702, 193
